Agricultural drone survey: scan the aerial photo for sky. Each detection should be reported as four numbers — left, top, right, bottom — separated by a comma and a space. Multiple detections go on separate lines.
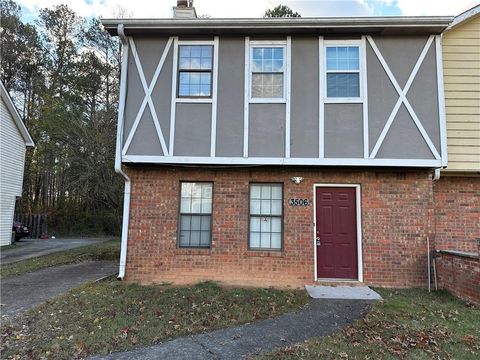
17, 0, 480, 23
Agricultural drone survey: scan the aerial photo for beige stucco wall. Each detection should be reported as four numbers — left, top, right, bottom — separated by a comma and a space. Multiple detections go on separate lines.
443, 14, 480, 172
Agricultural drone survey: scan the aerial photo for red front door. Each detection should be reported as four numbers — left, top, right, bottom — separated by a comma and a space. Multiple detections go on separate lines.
316, 187, 358, 280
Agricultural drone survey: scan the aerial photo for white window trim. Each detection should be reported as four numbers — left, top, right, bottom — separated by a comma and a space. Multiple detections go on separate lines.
248, 40, 288, 104
175, 39, 217, 102
322, 39, 364, 103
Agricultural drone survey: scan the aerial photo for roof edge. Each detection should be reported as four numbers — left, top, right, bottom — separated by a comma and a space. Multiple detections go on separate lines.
0, 82, 35, 147
447, 4, 480, 30
101, 16, 454, 35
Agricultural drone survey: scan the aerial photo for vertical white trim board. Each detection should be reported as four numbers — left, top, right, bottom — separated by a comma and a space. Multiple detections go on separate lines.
116, 35, 129, 170
361, 36, 369, 159
243, 36, 250, 158
435, 35, 448, 167
169, 37, 179, 157
318, 36, 325, 158
285, 36, 292, 158
313, 184, 363, 283
210, 36, 219, 157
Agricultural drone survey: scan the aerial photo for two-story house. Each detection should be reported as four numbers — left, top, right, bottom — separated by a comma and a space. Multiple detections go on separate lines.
102, 2, 454, 288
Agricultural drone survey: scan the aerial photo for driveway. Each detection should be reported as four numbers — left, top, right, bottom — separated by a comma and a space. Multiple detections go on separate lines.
1, 237, 112, 265
1, 261, 117, 316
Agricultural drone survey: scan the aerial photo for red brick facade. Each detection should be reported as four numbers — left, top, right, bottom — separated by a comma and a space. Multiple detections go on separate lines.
125, 166, 437, 288
433, 176, 480, 253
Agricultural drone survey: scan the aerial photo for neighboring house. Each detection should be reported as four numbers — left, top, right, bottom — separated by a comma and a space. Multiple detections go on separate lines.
432, 5, 480, 304
435, 5, 480, 253
0, 82, 34, 246
102, 1, 454, 288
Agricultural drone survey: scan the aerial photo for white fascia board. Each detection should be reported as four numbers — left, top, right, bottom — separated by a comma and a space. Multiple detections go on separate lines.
122, 155, 442, 168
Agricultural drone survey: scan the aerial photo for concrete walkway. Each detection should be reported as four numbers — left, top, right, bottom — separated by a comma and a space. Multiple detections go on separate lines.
1, 238, 112, 265
1, 261, 117, 316
93, 298, 373, 360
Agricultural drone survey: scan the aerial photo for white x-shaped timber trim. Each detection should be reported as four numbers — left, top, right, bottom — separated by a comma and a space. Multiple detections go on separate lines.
122, 37, 173, 156
367, 35, 441, 160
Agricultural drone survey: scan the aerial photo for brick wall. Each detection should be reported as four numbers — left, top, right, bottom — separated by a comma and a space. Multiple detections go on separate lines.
435, 249, 480, 305
124, 166, 435, 288
433, 176, 480, 252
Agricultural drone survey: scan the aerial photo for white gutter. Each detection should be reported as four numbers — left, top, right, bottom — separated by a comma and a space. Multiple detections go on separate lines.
102, 16, 454, 30
115, 24, 130, 280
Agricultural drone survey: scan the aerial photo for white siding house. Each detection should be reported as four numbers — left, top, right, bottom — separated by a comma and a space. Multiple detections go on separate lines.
0, 82, 34, 246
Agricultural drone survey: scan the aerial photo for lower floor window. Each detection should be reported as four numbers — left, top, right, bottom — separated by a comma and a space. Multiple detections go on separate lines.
179, 182, 212, 248
249, 183, 283, 250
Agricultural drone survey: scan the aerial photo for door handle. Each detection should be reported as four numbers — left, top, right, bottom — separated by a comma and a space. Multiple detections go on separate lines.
316, 237, 321, 246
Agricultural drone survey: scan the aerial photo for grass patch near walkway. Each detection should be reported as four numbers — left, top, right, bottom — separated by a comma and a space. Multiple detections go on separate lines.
261, 288, 480, 359
1, 281, 309, 359
0, 243, 19, 251
0, 239, 120, 279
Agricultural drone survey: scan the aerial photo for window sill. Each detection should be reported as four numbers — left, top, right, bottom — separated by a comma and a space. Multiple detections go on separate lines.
324, 98, 363, 104
175, 98, 213, 103
244, 250, 284, 258
174, 248, 211, 256
249, 98, 286, 104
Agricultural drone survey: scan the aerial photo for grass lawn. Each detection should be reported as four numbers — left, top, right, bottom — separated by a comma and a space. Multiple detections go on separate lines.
0, 239, 120, 279
260, 288, 480, 360
0, 281, 309, 359
0, 243, 19, 251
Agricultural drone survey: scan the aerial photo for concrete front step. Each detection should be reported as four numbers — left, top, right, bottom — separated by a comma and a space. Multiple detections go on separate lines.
305, 285, 383, 300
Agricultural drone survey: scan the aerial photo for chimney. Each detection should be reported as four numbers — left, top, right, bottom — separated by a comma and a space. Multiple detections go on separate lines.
173, 0, 197, 19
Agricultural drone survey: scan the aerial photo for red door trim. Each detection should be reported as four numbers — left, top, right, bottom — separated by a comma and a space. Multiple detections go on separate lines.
313, 184, 363, 282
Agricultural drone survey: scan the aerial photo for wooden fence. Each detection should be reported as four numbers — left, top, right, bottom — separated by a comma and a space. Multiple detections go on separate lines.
14, 213, 48, 239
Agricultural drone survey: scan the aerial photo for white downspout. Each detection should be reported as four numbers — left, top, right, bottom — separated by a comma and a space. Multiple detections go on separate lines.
116, 24, 130, 280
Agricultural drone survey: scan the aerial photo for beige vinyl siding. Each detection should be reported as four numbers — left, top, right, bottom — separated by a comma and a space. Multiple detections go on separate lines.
0, 98, 26, 246
442, 14, 480, 172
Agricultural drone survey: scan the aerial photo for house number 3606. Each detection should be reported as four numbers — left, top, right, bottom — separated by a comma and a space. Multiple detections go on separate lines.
288, 198, 310, 206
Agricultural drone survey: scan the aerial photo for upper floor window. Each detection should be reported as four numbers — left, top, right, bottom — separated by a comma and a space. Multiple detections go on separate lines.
178, 45, 213, 98
250, 42, 286, 101
325, 44, 361, 99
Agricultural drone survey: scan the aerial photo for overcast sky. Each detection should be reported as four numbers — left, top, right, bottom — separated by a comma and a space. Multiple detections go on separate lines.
18, 0, 480, 22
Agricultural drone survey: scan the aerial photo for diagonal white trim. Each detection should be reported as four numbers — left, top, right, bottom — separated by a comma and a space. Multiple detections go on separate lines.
243, 36, 250, 158
169, 37, 179, 157
368, 35, 440, 160
361, 36, 369, 158
210, 36, 219, 157
318, 36, 325, 158
285, 36, 291, 158
123, 37, 172, 156
435, 35, 448, 167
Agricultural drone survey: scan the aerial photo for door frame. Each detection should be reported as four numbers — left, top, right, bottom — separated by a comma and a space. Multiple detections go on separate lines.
313, 184, 363, 282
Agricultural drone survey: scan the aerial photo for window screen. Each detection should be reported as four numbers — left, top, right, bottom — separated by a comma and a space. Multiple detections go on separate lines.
249, 184, 283, 250
178, 45, 213, 97
179, 182, 212, 247
326, 46, 360, 98
251, 47, 285, 98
